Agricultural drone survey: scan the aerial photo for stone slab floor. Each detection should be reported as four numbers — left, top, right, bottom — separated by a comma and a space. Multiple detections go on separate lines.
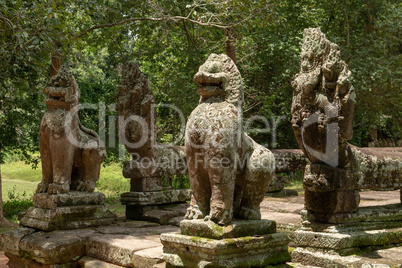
1, 190, 400, 267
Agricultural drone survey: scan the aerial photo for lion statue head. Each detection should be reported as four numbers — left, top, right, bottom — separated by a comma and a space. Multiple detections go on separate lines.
193, 53, 244, 107
43, 66, 80, 110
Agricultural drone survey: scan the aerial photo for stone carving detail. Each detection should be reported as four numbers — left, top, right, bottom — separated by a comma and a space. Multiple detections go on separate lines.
36, 66, 106, 194
291, 28, 402, 218
291, 28, 355, 168
117, 63, 156, 159
185, 54, 275, 225
117, 63, 187, 191
117, 63, 190, 224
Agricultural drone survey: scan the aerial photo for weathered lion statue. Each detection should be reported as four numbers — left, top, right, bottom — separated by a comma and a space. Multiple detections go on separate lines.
36, 66, 106, 195
185, 54, 275, 225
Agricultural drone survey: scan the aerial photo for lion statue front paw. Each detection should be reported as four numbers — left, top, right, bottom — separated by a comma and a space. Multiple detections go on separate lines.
47, 183, 70, 195
36, 183, 49, 193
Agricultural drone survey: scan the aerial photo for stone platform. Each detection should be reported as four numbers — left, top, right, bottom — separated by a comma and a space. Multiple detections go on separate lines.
121, 189, 191, 225
292, 204, 402, 267
1, 191, 401, 267
161, 219, 290, 267
0, 221, 175, 268
19, 192, 117, 231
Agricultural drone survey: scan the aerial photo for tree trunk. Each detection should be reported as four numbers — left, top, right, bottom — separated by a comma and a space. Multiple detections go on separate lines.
50, 51, 62, 77
225, 27, 236, 63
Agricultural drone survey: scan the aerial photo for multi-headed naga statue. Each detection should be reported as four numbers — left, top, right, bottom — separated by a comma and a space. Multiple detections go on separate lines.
291, 28, 401, 218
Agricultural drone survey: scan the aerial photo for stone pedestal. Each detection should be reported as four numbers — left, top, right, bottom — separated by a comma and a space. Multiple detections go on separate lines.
1, 227, 97, 267
121, 189, 192, 224
161, 219, 290, 267
292, 204, 402, 267
19, 192, 117, 231
121, 158, 191, 224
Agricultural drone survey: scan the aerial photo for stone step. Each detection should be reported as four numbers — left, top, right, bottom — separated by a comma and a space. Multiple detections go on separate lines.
87, 234, 160, 267
85, 224, 178, 268
79, 256, 124, 267
292, 246, 402, 268
133, 246, 164, 268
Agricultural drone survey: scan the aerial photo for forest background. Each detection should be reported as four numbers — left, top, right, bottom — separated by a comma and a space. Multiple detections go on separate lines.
0, 0, 400, 225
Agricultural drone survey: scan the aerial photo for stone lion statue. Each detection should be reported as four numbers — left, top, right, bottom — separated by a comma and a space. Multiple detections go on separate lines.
185, 54, 275, 225
36, 66, 106, 195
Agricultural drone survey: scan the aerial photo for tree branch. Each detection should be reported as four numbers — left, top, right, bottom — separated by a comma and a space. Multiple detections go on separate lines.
76, 17, 165, 39
76, 5, 270, 40
0, 14, 15, 31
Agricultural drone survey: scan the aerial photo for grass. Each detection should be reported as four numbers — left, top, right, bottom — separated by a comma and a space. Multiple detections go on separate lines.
279, 171, 304, 195
1, 159, 130, 223
1, 158, 304, 224
285, 179, 304, 195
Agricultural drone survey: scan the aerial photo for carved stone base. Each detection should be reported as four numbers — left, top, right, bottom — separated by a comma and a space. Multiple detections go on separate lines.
121, 189, 191, 207
304, 189, 360, 217
19, 192, 117, 231
301, 203, 402, 224
292, 206, 402, 267
0, 227, 97, 267
180, 219, 276, 239
121, 189, 191, 224
161, 220, 290, 267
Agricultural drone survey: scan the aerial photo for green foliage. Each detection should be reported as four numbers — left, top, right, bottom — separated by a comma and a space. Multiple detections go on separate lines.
163, 175, 191, 189
0, 0, 400, 166
3, 186, 32, 223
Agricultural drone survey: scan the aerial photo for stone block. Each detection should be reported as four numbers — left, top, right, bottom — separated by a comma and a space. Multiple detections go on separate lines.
125, 202, 188, 224
20, 205, 117, 231
301, 203, 402, 224
33, 192, 105, 209
180, 219, 276, 240
130, 177, 163, 192
5, 252, 81, 268
133, 246, 164, 268
304, 189, 360, 217
18, 229, 95, 265
291, 246, 402, 268
0, 227, 35, 255
271, 149, 307, 173
293, 227, 402, 250
168, 217, 184, 227
78, 256, 123, 268
303, 158, 402, 193
143, 210, 182, 225
121, 189, 191, 207
161, 232, 290, 267
123, 159, 187, 180
86, 234, 161, 267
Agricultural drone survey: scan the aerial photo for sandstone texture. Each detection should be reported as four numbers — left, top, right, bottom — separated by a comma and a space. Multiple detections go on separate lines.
20, 192, 117, 231
161, 231, 290, 267
117, 63, 187, 189
184, 53, 275, 226
121, 190, 191, 207
291, 27, 402, 216
180, 219, 276, 239
290, 27, 402, 267
37, 66, 105, 195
